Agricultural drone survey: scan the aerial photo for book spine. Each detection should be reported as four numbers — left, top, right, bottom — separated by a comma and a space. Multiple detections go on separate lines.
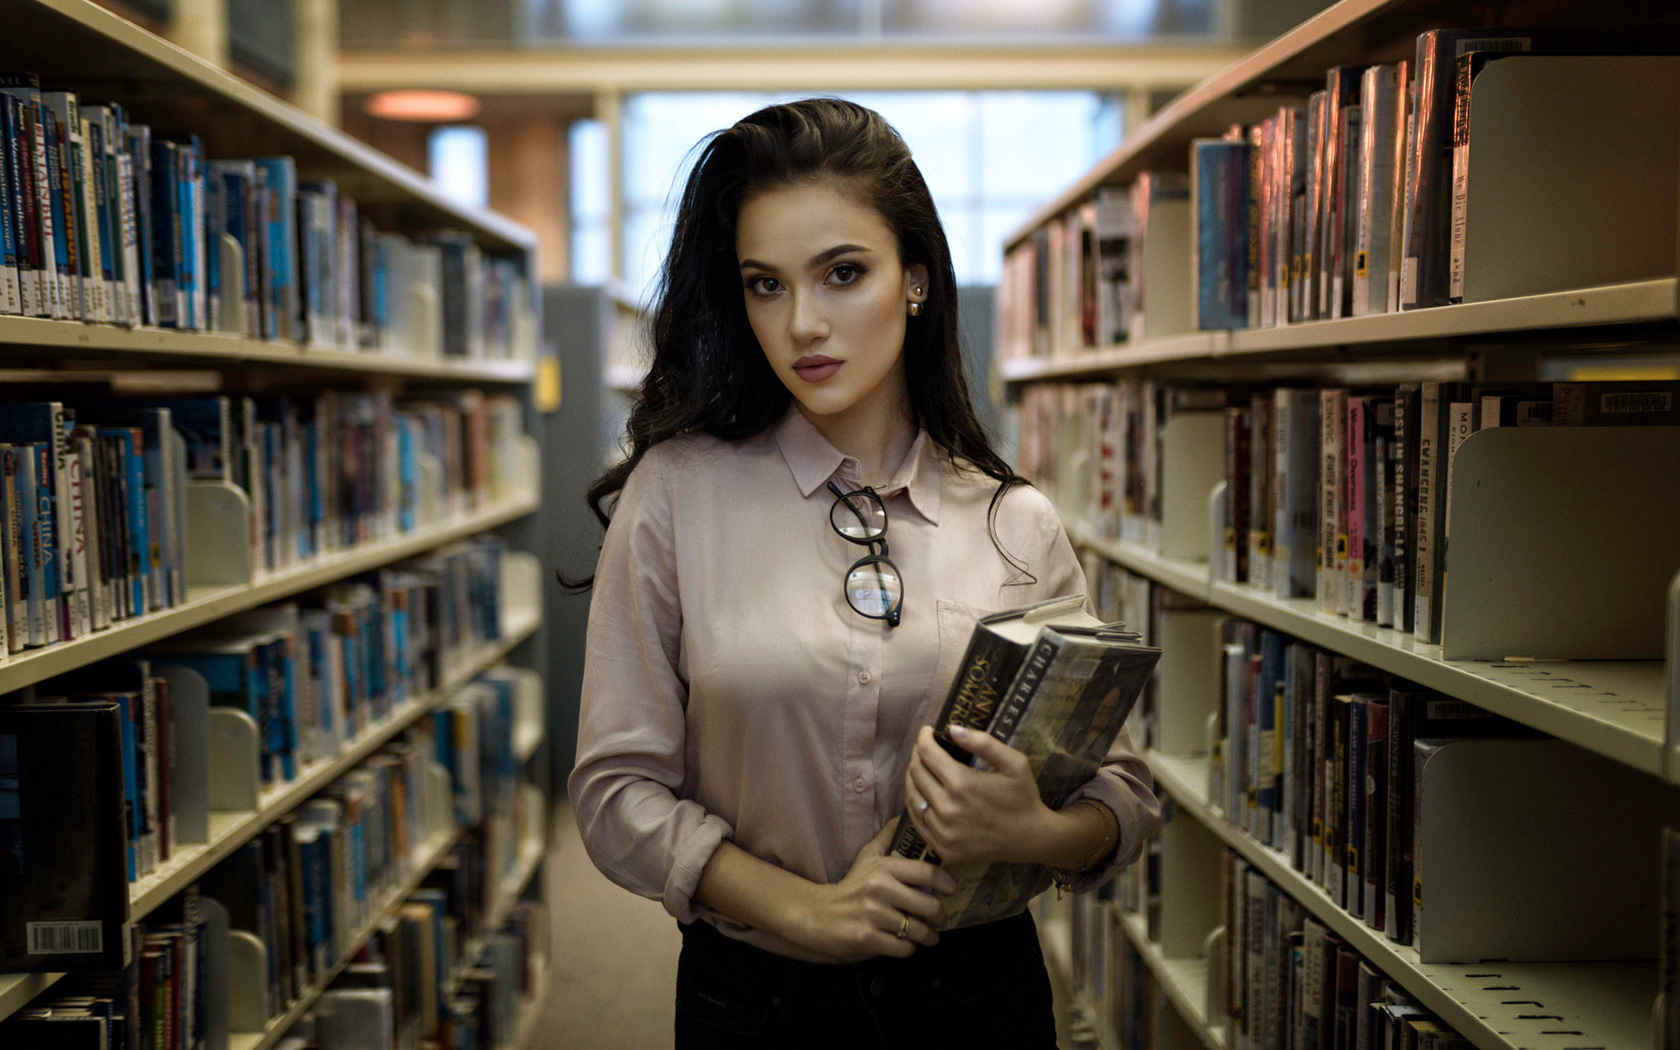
1328, 693, 1349, 905
1344, 397, 1365, 620
1413, 382, 1442, 642
1248, 394, 1272, 593
0, 101, 18, 316
1302, 90, 1325, 321
1362, 696, 1389, 933
1344, 696, 1367, 918
2, 448, 24, 650
32, 442, 61, 645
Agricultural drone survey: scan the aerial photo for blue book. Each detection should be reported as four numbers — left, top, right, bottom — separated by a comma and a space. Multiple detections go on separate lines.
252, 157, 296, 340
0, 95, 31, 318
114, 693, 141, 882
148, 138, 180, 327
31, 443, 60, 645
0, 96, 17, 315
12, 441, 49, 645
396, 414, 416, 533
98, 427, 148, 615
1193, 138, 1250, 330
173, 136, 202, 330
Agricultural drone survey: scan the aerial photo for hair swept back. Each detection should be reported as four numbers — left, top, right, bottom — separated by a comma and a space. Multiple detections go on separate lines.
562, 97, 1030, 590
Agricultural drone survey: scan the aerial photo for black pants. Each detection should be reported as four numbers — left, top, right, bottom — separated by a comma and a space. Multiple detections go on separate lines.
674, 910, 1057, 1049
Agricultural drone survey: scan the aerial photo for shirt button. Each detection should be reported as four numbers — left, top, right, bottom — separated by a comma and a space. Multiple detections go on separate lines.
869, 975, 888, 998
853, 777, 866, 794
857, 670, 872, 685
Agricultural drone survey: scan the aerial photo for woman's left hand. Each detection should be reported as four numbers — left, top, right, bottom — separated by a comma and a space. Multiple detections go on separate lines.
903, 724, 1055, 866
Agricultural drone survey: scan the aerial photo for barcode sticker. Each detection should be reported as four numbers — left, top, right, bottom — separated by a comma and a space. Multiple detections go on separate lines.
1600, 392, 1672, 414
27, 921, 104, 955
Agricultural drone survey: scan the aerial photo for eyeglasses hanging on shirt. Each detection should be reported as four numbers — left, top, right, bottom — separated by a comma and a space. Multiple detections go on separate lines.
826, 481, 904, 628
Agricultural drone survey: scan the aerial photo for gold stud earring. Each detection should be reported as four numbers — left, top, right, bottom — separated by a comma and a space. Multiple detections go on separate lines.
908, 301, 923, 317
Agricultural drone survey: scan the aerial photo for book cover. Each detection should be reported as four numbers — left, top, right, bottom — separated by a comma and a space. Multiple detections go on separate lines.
1352, 63, 1405, 317
1362, 693, 1390, 934
901, 599, 1159, 929
1272, 388, 1319, 600
1191, 138, 1249, 330
1248, 392, 1273, 593
1317, 388, 1345, 615
0, 701, 132, 972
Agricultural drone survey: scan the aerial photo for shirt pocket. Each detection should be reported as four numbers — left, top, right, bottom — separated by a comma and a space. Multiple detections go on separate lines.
925, 597, 992, 725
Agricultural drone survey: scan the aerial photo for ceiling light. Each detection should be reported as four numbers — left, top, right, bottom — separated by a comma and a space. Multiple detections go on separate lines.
365, 89, 482, 122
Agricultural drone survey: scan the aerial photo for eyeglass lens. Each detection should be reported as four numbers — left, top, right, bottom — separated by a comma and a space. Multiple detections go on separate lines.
830, 491, 887, 542
844, 558, 902, 619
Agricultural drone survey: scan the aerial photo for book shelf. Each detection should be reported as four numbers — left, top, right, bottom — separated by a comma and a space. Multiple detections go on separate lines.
1001, 1, 1680, 1048
0, 0, 552, 1042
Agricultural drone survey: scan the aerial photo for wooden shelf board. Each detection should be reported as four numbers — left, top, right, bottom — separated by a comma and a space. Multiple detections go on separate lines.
1066, 521, 1667, 777
999, 280, 1677, 384
1147, 751, 1656, 1050
1226, 280, 1677, 354
1115, 907, 1224, 1050
15, 0, 534, 254
0, 495, 539, 696
127, 614, 539, 920
0, 315, 535, 382
227, 828, 462, 1050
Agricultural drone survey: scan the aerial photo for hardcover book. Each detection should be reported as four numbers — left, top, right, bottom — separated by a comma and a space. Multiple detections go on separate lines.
887, 594, 1160, 929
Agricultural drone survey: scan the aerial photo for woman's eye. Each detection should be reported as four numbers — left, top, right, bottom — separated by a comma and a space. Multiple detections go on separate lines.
746, 276, 780, 296
830, 264, 863, 285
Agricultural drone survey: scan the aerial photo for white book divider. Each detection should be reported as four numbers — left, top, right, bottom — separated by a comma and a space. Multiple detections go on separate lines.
1415, 736, 1680, 963
1440, 427, 1680, 660
1139, 198, 1193, 343
1160, 412, 1225, 562
425, 761, 453, 848
186, 482, 255, 587
219, 234, 245, 336
198, 895, 233, 1050
417, 453, 443, 528
1202, 925, 1224, 1036
1462, 56, 1680, 303
1155, 605, 1225, 756
227, 929, 270, 1033
411, 282, 442, 359
159, 666, 212, 845
501, 550, 541, 630
511, 667, 544, 764
1159, 804, 1223, 959
515, 433, 540, 501
1666, 570, 1680, 783
206, 708, 261, 813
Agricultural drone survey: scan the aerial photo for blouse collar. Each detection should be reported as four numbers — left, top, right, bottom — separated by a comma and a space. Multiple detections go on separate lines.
772, 405, 942, 526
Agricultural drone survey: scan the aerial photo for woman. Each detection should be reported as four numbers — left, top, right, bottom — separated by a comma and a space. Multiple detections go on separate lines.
568, 97, 1161, 1047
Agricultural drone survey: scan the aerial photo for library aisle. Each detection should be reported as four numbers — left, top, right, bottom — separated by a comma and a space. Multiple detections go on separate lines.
536, 805, 680, 1049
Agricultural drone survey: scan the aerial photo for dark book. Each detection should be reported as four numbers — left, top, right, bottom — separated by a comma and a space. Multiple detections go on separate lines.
1332, 942, 1361, 1050
1224, 405, 1251, 583
1554, 380, 1680, 426
1344, 693, 1368, 918
891, 594, 1159, 929
0, 701, 132, 972
1361, 693, 1391, 934
1, 1013, 111, 1049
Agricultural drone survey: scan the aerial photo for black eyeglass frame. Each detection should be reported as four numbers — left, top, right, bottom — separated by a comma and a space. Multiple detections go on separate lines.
826, 480, 904, 628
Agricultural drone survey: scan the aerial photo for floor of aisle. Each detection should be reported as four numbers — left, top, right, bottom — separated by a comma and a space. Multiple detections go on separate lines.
533, 802, 682, 1049
531, 801, 1075, 1049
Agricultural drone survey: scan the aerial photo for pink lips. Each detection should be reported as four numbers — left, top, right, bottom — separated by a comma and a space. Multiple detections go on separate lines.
792, 355, 842, 382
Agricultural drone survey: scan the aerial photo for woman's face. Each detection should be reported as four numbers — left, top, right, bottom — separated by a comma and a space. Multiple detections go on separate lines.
736, 180, 928, 433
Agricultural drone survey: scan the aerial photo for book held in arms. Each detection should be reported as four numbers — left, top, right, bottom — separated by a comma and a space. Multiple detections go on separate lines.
888, 594, 1161, 929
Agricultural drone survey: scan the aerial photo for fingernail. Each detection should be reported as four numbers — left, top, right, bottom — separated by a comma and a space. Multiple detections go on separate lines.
950, 725, 968, 739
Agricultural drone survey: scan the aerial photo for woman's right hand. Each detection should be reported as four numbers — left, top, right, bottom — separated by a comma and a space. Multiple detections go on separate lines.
790, 822, 958, 963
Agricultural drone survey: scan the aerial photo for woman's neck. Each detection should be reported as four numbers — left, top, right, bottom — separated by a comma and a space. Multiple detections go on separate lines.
799, 399, 918, 487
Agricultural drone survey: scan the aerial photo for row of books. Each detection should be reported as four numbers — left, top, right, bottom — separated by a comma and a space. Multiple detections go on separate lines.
1221, 853, 1471, 1050
0, 388, 524, 661
278, 898, 545, 1050
0, 74, 534, 360
0, 555, 516, 973
1018, 377, 1680, 645
998, 27, 1680, 356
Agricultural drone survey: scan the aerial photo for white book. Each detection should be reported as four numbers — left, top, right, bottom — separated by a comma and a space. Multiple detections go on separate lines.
76, 117, 108, 323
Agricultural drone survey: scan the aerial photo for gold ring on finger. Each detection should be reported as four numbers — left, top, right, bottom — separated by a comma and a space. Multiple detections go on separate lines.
896, 914, 910, 939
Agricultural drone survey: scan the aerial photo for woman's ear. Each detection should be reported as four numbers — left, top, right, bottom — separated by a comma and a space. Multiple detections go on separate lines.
906, 263, 930, 304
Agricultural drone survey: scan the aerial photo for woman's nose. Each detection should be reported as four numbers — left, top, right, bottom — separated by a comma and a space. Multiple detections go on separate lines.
790, 290, 829, 342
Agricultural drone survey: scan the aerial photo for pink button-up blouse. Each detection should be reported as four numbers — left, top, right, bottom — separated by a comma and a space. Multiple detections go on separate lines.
569, 406, 1162, 958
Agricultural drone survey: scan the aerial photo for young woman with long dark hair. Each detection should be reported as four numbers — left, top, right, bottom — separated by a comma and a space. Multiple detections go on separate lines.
567, 97, 1162, 1047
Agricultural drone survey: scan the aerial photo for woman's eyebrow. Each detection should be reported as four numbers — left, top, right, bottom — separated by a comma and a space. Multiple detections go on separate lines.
738, 243, 875, 273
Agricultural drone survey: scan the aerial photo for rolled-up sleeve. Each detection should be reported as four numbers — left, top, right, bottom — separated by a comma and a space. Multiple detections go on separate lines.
567, 458, 734, 922
1023, 496, 1164, 892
